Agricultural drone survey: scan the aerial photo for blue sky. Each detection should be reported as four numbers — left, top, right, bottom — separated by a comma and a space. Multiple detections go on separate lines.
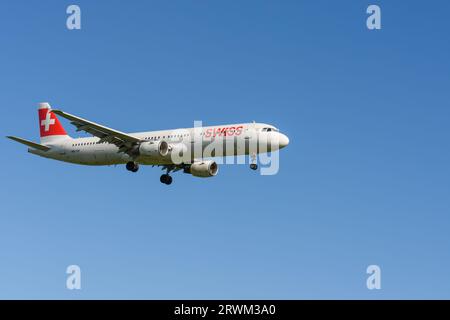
0, 0, 449, 299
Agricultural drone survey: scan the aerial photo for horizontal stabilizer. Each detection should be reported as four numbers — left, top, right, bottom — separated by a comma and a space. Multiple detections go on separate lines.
7, 136, 51, 151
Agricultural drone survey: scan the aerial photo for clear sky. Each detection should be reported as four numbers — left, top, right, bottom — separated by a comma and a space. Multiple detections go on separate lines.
0, 0, 449, 299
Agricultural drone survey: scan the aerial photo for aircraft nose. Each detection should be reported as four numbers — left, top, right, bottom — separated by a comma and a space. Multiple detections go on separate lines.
279, 133, 289, 148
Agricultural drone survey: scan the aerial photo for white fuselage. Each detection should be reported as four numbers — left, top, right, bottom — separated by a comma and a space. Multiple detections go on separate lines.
29, 123, 289, 166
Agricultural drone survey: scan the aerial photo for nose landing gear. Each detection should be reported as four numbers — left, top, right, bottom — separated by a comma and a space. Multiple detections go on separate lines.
126, 161, 139, 172
250, 153, 258, 171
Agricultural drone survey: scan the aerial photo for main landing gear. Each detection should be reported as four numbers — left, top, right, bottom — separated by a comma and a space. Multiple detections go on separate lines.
126, 161, 139, 172
159, 165, 176, 185
160, 174, 173, 185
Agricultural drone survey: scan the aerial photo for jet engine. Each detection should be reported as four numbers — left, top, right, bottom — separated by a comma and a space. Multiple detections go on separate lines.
185, 160, 219, 178
139, 141, 169, 157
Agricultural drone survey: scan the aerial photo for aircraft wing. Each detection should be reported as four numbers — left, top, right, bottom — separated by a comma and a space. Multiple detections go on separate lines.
52, 109, 142, 155
7, 136, 51, 151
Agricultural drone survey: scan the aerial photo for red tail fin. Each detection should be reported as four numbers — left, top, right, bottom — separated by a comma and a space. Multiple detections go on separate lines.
38, 103, 69, 143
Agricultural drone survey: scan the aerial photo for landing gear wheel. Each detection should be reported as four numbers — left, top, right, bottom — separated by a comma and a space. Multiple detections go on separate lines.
160, 174, 173, 185
126, 161, 139, 172
250, 163, 258, 170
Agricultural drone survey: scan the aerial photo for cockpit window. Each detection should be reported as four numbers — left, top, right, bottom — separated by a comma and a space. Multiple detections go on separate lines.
262, 127, 279, 132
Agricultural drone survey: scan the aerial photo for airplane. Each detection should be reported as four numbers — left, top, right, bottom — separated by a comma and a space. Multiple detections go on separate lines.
7, 103, 289, 185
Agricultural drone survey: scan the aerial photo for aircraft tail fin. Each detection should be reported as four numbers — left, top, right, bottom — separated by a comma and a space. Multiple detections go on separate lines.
38, 102, 70, 144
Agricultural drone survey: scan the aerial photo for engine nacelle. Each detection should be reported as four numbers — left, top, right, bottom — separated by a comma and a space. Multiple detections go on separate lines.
139, 141, 169, 158
187, 160, 219, 178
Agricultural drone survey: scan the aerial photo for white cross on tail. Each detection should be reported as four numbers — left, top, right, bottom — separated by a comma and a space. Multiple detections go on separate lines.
41, 111, 55, 131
